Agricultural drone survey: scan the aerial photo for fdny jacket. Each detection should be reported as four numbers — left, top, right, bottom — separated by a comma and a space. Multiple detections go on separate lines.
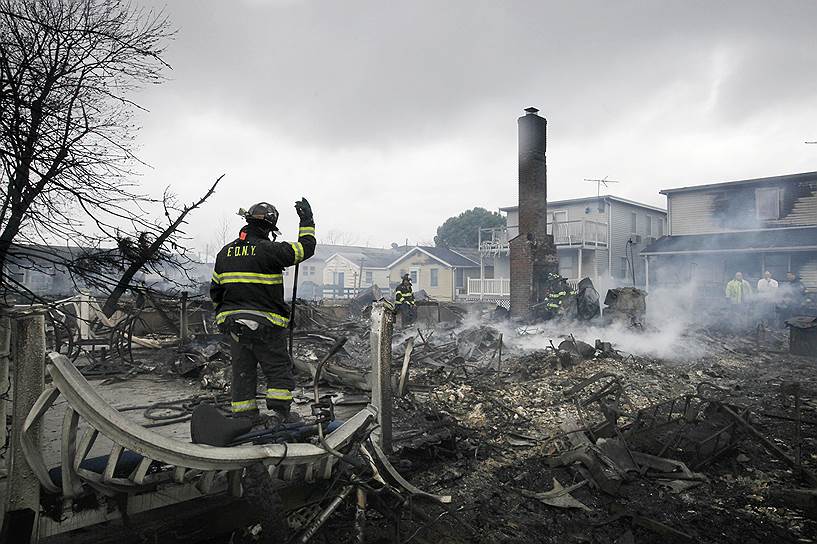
209, 220, 316, 328
395, 282, 415, 305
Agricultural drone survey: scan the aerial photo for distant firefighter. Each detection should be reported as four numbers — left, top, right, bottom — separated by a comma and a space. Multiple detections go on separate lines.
394, 273, 416, 325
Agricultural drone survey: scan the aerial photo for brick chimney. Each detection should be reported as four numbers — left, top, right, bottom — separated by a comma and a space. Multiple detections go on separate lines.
509, 107, 559, 319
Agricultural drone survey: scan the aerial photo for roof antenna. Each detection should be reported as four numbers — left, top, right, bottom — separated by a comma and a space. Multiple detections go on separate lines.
584, 176, 621, 198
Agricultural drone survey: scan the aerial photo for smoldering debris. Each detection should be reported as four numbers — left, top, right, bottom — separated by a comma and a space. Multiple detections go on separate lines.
42, 287, 817, 543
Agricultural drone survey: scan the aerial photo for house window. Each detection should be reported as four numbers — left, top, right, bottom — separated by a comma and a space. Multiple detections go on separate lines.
365, 271, 373, 284
430, 268, 439, 287
410, 270, 418, 284
559, 254, 576, 279
657, 218, 664, 237
620, 257, 629, 278
646, 215, 653, 236
630, 212, 637, 234
756, 188, 780, 220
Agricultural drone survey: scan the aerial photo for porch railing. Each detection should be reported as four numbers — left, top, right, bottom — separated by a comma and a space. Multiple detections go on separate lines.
547, 220, 608, 246
479, 220, 607, 255
467, 278, 510, 297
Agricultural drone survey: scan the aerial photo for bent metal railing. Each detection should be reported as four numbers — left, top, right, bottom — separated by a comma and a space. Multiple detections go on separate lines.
7, 308, 448, 541
14, 352, 379, 539
24, 353, 377, 498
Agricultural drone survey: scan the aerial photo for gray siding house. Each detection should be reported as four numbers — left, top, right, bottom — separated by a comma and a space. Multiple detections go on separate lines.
469, 195, 666, 302
643, 171, 817, 293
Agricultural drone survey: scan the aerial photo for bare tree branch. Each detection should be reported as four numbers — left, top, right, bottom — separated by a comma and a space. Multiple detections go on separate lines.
100, 174, 224, 316
0, 0, 215, 308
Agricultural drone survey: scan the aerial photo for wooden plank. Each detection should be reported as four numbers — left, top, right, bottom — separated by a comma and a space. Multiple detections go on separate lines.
130, 456, 153, 486
74, 428, 100, 471
19, 386, 62, 494
397, 336, 415, 397
103, 445, 123, 483
60, 408, 82, 498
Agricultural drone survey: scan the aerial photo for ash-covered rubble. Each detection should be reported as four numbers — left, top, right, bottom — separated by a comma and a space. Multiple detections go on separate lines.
145, 281, 815, 543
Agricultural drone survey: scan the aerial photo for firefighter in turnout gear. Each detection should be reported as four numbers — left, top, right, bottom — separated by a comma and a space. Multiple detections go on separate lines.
209, 199, 315, 423
394, 273, 416, 326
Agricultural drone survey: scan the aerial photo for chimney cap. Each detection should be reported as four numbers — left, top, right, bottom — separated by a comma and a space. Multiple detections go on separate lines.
524, 107, 539, 115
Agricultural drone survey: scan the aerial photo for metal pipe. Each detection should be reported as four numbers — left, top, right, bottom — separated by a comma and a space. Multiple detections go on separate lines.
288, 263, 300, 356
722, 404, 817, 486
297, 485, 353, 543
354, 487, 367, 544
795, 384, 802, 476
314, 337, 350, 462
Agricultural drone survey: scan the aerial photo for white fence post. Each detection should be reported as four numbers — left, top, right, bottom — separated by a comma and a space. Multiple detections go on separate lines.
77, 291, 92, 341
2, 312, 46, 543
0, 316, 9, 461
369, 302, 394, 453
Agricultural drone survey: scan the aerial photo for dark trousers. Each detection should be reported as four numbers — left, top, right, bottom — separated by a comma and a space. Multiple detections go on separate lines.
229, 326, 295, 415
396, 303, 417, 327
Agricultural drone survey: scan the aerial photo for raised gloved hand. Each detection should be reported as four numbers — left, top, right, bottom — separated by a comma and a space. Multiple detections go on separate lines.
294, 197, 313, 223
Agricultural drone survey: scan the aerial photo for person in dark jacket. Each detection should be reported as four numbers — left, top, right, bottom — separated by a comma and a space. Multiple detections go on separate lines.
395, 274, 415, 306
778, 271, 808, 326
394, 274, 416, 326
210, 199, 315, 422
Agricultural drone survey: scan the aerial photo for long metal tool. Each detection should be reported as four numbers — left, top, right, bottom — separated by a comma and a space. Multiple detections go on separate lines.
722, 404, 817, 486
288, 262, 300, 356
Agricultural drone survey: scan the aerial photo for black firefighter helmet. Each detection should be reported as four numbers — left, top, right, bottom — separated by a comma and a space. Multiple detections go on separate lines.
244, 202, 281, 234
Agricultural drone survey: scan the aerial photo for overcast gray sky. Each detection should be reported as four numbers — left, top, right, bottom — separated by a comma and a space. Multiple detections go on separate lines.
132, 0, 817, 254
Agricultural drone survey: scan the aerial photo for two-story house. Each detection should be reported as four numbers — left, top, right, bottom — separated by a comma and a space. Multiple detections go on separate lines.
468, 195, 666, 304
642, 171, 817, 293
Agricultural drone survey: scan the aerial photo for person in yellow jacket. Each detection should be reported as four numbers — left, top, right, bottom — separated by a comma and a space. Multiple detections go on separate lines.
725, 272, 752, 304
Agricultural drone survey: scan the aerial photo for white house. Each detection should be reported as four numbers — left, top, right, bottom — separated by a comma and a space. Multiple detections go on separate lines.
468, 195, 666, 303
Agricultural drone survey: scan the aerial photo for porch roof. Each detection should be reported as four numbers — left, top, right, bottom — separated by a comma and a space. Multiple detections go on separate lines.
641, 227, 817, 256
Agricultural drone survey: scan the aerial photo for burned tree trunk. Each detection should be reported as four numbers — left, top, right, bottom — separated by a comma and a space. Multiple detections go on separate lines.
101, 176, 223, 317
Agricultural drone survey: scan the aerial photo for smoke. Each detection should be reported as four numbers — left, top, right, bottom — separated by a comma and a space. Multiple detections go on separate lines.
495, 312, 703, 361
451, 281, 714, 361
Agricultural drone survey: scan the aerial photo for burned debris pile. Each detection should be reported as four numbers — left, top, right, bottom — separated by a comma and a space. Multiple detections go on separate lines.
21, 286, 817, 544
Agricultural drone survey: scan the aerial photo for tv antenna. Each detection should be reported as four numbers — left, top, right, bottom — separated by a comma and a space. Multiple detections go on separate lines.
584, 176, 621, 198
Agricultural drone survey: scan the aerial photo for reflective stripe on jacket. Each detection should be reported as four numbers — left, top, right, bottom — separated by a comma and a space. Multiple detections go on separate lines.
395, 284, 415, 305
209, 221, 316, 327
725, 279, 751, 304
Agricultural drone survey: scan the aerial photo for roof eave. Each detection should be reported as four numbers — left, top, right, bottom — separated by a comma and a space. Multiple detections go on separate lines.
660, 171, 817, 195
